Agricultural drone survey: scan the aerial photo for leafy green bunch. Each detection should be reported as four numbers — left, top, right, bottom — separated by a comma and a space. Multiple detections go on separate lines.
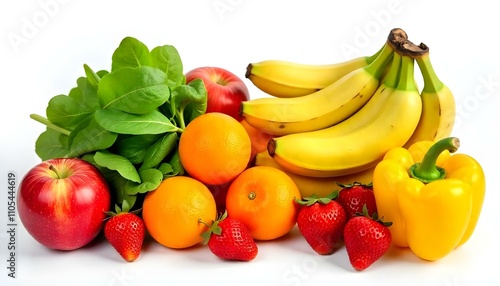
30, 36, 208, 209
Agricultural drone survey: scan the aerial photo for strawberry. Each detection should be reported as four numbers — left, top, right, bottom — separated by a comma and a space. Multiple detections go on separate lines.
295, 192, 347, 255
200, 211, 258, 261
336, 182, 377, 221
104, 201, 145, 262
343, 205, 392, 271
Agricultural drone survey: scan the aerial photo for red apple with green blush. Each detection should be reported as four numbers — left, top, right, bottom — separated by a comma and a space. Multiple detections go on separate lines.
18, 158, 111, 250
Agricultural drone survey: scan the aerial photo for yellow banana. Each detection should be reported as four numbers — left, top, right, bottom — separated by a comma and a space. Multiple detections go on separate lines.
246, 49, 380, 97
275, 51, 402, 142
241, 42, 394, 136
404, 43, 456, 147
253, 151, 374, 198
246, 74, 319, 98
245, 27, 409, 98
268, 55, 422, 177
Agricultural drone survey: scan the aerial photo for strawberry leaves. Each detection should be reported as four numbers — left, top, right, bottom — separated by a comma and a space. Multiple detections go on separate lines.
355, 204, 393, 227
200, 211, 226, 245
295, 191, 338, 206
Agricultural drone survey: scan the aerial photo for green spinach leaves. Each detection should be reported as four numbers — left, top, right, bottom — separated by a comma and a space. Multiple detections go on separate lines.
30, 36, 207, 209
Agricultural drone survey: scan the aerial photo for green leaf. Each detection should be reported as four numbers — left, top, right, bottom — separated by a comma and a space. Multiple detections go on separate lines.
125, 168, 163, 195
115, 134, 163, 164
95, 108, 181, 135
111, 36, 150, 71
94, 151, 141, 183
46, 94, 94, 130
158, 162, 174, 177
168, 148, 184, 176
35, 128, 69, 160
83, 64, 101, 89
80, 152, 97, 165
172, 78, 207, 125
123, 200, 132, 212
158, 95, 175, 119
157, 148, 184, 178
98, 66, 170, 114
58, 131, 69, 148
97, 70, 109, 77
67, 77, 101, 112
67, 115, 118, 157
103, 170, 138, 209
150, 45, 185, 89
81, 153, 137, 208
141, 132, 178, 170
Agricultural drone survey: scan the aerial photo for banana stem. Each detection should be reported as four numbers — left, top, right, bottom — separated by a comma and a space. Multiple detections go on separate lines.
415, 49, 444, 93
387, 28, 408, 49
364, 43, 394, 79
396, 55, 417, 91
397, 40, 428, 57
366, 44, 384, 64
382, 52, 401, 88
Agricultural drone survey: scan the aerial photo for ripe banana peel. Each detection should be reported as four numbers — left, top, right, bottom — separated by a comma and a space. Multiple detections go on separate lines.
246, 53, 377, 97
404, 43, 456, 147
253, 151, 373, 198
245, 74, 319, 98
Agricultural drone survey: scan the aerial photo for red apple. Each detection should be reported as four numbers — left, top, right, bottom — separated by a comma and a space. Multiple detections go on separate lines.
18, 158, 111, 251
185, 66, 250, 121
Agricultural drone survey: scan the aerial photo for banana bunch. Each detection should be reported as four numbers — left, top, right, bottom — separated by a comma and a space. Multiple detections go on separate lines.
242, 28, 456, 180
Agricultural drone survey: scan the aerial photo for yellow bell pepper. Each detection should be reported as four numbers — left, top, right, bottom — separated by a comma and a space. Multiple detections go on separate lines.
373, 137, 485, 261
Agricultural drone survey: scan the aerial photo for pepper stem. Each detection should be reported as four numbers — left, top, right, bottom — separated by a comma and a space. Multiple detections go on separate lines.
409, 137, 460, 183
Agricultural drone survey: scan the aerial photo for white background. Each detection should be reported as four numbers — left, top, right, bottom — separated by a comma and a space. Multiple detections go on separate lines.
1, 0, 499, 285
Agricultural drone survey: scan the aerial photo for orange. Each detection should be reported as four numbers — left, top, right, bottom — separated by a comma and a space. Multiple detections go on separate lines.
240, 119, 274, 161
179, 112, 251, 185
225, 166, 301, 241
142, 176, 217, 249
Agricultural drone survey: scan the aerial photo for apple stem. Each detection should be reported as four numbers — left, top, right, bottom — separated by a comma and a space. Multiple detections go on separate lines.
49, 165, 62, 179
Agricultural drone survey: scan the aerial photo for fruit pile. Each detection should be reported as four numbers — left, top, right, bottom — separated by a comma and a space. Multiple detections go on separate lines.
18, 28, 485, 271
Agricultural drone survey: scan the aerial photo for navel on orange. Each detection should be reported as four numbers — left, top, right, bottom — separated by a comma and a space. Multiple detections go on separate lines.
225, 166, 301, 241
